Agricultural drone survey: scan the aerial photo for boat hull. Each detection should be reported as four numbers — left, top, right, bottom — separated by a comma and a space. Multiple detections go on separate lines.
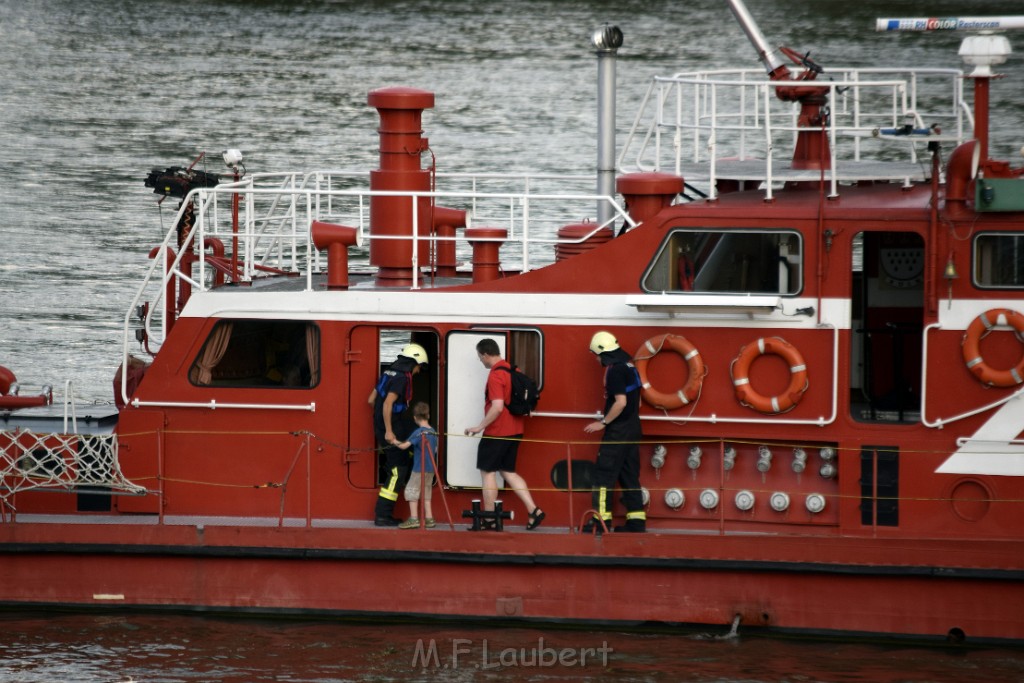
3, 521, 1021, 643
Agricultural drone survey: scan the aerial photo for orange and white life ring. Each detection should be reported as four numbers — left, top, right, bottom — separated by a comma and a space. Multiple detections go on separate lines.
731, 337, 808, 414
961, 308, 1024, 387
634, 334, 705, 410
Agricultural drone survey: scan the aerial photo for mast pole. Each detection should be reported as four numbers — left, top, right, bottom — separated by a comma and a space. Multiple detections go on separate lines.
593, 24, 623, 229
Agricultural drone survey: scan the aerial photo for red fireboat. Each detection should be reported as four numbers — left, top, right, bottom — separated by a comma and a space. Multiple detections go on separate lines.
2, 0, 1024, 644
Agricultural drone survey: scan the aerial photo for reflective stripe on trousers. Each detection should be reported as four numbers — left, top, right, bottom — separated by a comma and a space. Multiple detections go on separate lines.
596, 487, 612, 521
378, 466, 401, 501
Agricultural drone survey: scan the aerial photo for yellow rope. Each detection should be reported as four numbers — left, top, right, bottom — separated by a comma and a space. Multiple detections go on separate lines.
110, 427, 972, 460
83, 428, 1024, 503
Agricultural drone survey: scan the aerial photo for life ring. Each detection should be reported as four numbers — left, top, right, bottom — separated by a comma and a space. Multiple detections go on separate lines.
961, 308, 1024, 387
0, 365, 15, 396
634, 334, 705, 410
731, 337, 808, 414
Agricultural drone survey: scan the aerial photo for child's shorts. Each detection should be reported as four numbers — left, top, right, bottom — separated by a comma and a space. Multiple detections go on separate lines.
404, 471, 435, 501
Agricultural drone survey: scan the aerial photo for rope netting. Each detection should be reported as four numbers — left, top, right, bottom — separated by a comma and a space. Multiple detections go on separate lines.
0, 429, 147, 510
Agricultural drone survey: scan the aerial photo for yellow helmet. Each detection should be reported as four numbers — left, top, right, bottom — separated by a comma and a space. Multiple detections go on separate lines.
589, 331, 619, 354
400, 343, 428, 364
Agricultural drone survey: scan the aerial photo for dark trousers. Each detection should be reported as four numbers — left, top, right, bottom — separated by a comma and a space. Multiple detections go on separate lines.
374, 442, 410, 519
592, 425, 644, 523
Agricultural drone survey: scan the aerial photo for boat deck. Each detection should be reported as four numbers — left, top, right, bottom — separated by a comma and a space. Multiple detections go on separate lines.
10, 513, 770, 537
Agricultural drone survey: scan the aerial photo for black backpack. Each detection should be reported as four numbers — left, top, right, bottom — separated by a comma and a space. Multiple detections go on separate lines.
496, 365, 540, 416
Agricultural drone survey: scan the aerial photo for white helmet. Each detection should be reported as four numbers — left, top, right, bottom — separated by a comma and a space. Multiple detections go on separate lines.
400, 343, 428, 364
589, 331, 619, 354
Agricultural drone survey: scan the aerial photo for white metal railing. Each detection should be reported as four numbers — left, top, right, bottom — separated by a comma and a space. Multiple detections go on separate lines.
121, 172, 635, 395
619, 66, 967, 198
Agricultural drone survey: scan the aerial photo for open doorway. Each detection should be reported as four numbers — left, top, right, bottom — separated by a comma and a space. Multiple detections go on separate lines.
373, 329, 438, 486
850, 231, 924, 423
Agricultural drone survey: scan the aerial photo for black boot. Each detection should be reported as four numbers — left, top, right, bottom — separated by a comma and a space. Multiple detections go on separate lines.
375, 497, 399, 526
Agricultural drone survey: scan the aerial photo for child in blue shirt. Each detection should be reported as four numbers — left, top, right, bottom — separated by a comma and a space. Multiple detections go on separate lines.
391, 401, 438, 529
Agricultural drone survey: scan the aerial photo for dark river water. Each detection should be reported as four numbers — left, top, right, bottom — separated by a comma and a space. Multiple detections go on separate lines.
2, 0, 1024, 679
2, 611, 1023, 682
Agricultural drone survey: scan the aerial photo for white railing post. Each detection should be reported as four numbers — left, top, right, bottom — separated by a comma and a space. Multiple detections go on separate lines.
763, 84, 774, 202
63, 379, 77, 434
197, 193, 207, 291
410, 194, 420, 290
829, 84, 839, 198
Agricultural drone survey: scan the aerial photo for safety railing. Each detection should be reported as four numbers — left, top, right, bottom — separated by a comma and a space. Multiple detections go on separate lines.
122, 170, 633, 375
619, 66, 967, 199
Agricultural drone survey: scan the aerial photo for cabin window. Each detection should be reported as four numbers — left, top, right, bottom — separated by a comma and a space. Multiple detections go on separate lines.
974, 233, 1024, 288
642, 228, 802, 295
189, 320, 320, 388
508, 329, 543, 390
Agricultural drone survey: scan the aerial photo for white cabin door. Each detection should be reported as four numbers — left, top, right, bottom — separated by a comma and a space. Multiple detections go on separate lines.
445, 331, 505, 487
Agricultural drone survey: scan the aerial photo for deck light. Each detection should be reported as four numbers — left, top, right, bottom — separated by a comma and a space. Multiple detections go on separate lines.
222, 148, 244, 169
687, 445, 703, 470
792, 447, 807, 473
770, 492, 790, 512
806, 493, 827, 514
651, 444, 667, 469
959, 33, 1011, 77
819, 447, 836, 477
735, 490, 755, 511
723, 445, 737, 471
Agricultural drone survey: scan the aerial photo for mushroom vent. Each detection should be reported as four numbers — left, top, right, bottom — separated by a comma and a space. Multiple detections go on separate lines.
555, 223, 614, 261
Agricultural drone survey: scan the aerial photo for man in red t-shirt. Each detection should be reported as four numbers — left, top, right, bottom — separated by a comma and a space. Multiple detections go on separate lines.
464, 338, 545, 531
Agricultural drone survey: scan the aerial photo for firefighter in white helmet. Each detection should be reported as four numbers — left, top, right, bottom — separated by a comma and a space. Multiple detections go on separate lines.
583, 331, 646, 533
369, 342, 428, 526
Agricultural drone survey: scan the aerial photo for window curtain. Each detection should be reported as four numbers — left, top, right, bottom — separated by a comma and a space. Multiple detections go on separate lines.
510, 330, 541, 384
193, 322, 234, 385
305, 324, 321, 386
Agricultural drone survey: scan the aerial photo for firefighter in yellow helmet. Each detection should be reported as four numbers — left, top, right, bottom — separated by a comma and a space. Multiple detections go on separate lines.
583, 331, 646, 533
369, 343, 428, 526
